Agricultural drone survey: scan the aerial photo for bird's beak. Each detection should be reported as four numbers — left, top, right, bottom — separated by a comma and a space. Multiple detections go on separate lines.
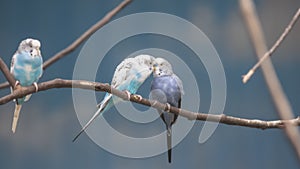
153, 63, 158, 72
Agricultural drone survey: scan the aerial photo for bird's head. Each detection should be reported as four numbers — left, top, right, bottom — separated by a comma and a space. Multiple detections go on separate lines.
153, 57, 173, 77
134, 54, 155, 69
19, 38, 41, 57
133, 54, 156, 79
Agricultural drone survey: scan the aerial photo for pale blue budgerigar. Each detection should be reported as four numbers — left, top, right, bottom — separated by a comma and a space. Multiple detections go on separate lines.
10, 38, 43, 133
73, 54, 155, 142
150, 58, 184, 163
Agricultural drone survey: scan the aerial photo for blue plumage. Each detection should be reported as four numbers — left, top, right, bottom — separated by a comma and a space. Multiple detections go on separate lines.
10, 38, 43, 132
150, 58, 183, 163
151, 75, 181, 106
13, 51, 42, 85
73, 54, 155, 141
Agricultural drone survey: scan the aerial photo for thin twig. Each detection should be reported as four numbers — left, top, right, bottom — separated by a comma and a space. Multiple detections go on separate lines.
0, 0, 132, 89
0, 78, 300, 130
0, 57, 15, 87
242, 7, 300, 83
43, 0, 132, 69
0, 82, 9, 89
240, 0, 300, 161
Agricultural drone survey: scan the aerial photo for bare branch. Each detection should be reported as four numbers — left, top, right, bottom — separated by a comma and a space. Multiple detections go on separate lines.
0, 0, 132, 89
242, 7, 300, 83
0, 82, 9, 89
42, 0, 132, 70
0, 57, 15, 87
240, 0, 300, 161
0, 78, 300, 130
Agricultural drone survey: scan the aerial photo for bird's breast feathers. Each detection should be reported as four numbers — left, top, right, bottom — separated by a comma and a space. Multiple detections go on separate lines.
152, 76, 179, 90
14, 52, 42, 67
11, 52, 43, 86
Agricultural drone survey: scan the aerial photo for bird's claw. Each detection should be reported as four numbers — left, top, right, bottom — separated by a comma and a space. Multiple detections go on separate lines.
123, 90, 131, 101
33, 82, 38, 92
133, 94, 143, 101
14, 81, 20, 90
96, 103, 101, 108
165, 103, 171, 112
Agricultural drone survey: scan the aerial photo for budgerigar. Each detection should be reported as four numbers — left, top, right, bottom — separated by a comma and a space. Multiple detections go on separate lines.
10, 38, 43, 133
150, 58, 183, 163
73, 54, 155, 141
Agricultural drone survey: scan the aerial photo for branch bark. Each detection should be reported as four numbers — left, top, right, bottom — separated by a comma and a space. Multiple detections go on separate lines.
240, 0, 300, 161
0, 0, 132, 89
1, 77, 300, 130
242, 7, 300, 83
1, 54, 300, 130
0, 58, 15, 88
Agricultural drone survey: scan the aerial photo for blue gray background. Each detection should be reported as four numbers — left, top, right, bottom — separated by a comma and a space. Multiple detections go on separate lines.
0, 0, 300, 169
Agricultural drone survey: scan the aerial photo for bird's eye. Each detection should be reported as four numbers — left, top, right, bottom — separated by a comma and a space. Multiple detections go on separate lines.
149, 62, 152, 65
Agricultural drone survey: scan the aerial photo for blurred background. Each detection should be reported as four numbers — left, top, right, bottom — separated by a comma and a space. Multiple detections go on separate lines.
0, 0, 300, 168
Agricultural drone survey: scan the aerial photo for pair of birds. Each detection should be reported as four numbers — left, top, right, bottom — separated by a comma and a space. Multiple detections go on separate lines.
10, 38, 183, 163
73, 54, 184, 163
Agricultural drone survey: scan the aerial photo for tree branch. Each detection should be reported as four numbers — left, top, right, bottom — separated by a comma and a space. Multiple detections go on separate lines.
240, 0, 300, 161
1, 77, 300, 130
1, 24, 300, 130
0, 0, 132, 90
0, 57, 15, 88
242, 7, 300, 83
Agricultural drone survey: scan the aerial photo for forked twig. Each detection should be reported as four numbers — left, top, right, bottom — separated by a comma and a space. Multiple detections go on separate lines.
242, 8, 300, 83
240, 0, 300, 162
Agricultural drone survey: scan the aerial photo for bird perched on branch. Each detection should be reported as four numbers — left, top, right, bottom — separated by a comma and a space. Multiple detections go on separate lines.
73, 54, 155, 142
10, 38, 43, 133
150, 58, 183, 163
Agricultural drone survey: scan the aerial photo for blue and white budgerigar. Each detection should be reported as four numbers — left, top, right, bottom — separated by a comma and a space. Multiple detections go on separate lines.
73, 54, 155, 141
10, 38, 43, 133
150, 57, 184, 163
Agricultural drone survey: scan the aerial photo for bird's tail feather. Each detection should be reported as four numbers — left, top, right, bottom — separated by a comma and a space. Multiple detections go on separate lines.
167, 127, 172, 163
97, 94, 112, 110
73, 108, 102, 142
24, 94, 32, 102
12, 104, 22, 133
73, 94, 112, 142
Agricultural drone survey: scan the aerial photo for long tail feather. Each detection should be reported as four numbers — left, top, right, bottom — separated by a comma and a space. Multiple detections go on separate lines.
72, 108, 102, 142
73, 95, 112, 142
12, 104, 22, 133
97, 94, 112, 108
167, 127, 172, 163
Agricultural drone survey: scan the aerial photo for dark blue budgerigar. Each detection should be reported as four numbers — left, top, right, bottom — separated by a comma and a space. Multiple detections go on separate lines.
10, 38, 43, 133
150, 58, 184, 163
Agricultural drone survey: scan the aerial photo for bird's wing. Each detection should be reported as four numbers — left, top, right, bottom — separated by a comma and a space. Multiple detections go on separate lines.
98, 59, 137, 107
171, 74, 182, 125
37, 56, 43, 79
172, 74, 184, 95
10, 53, 17, 74
110, 58, 135, 88
97, 93, 113, 111
10, 54, 17, 101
